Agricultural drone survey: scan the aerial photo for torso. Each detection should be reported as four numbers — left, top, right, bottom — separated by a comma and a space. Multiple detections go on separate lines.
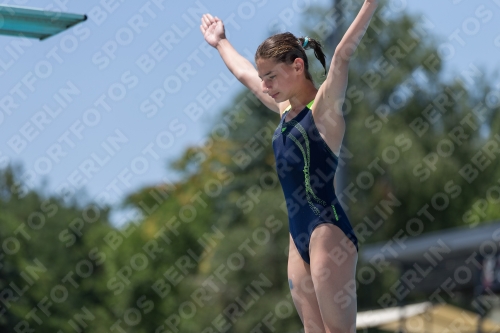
272, 100, 339, 214
271, 100, 358, 263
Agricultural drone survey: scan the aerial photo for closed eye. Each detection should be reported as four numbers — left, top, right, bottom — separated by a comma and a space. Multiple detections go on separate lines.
261, 75, 276, 82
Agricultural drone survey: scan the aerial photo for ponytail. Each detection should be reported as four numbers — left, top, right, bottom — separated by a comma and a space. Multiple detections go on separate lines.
297, 36, 327, 76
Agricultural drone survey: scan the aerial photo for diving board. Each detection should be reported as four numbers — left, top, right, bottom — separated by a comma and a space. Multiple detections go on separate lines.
0, 5, 86, 40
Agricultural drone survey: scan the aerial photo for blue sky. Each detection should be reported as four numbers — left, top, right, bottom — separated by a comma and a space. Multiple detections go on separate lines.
0, 0, 499, 226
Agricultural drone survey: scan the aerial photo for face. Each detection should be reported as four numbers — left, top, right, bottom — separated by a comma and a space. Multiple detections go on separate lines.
256, 57, 304, 103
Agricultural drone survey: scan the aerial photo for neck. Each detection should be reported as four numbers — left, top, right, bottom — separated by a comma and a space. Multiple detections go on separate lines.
288, 82, 317, 114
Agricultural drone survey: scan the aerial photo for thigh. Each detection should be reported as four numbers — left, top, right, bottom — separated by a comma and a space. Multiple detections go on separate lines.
309, 224, 358, 333
288, 233, 326, 333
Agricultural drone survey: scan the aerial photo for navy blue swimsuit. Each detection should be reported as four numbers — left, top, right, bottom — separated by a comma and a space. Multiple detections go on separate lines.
272, 100, 358, 264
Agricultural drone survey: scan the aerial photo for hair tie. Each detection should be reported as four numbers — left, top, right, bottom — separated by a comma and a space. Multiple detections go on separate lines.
302, 36, 309, 48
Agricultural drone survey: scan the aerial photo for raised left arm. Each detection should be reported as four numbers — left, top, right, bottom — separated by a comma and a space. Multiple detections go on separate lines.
314, 0, 378, 125
335, 0, 378, 62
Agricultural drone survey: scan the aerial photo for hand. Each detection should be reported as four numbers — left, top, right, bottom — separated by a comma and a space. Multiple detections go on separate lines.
200, 13, 226, 48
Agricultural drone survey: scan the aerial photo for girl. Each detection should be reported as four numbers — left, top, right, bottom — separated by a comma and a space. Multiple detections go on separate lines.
200, 1, 377, 332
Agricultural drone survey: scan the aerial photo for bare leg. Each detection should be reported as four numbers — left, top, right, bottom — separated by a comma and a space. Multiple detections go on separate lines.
309, 224, 358, 333
288, 233, 327, 333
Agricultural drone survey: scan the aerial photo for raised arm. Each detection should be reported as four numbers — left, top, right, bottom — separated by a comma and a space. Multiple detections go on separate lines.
315, 0, 378, 119
336, 0, 378, 61
200, 13, 282, 114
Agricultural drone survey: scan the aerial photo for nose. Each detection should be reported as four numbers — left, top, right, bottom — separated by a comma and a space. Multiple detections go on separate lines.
261, 79, 271, 94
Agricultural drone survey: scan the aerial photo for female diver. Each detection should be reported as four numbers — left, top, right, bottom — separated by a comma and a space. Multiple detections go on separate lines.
200, 1, 378, 332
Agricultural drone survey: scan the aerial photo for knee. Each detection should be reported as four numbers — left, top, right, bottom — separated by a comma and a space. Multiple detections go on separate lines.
326, 323, 357, 333
322, 296, 357, 332
303, 318, 326, 333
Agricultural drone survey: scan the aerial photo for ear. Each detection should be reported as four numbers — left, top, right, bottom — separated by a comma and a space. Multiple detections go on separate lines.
293, 58, 305, 74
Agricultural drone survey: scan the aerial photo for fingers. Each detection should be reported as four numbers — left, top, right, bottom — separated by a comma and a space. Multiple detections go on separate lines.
201, 14, 210, 30
200, 16, 205, 33
200, 13, 223, 36
201, 13, 220, 27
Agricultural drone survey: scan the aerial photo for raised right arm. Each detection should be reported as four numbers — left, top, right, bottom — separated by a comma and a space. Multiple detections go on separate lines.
216, 38, 282, 114
200, 14, 285, 115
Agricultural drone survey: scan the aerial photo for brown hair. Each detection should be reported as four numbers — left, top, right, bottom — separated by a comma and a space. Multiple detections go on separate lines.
255, 32, 327, 82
